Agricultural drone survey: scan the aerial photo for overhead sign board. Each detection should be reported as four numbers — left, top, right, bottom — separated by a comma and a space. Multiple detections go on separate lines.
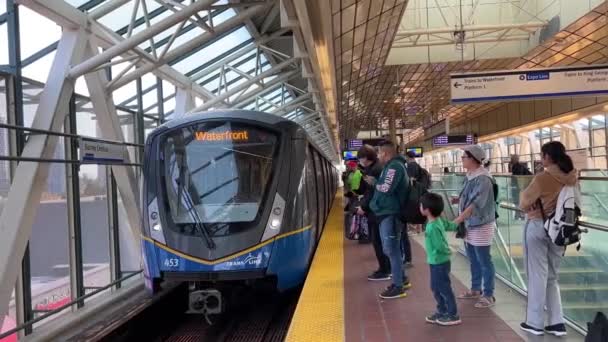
347, 139, 363, 150
450, 65, 608, 104
79, 138, 126, 164
432, 134, 476, 147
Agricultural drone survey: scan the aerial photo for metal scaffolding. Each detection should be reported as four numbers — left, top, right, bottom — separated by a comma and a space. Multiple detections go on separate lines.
0, 0, 338, 338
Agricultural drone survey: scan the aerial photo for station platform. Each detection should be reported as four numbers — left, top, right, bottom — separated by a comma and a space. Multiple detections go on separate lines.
286, 192, 586, 342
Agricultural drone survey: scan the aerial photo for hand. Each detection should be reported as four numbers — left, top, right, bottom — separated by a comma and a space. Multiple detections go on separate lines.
356, 207, 365, 216
453, 215, 464, 225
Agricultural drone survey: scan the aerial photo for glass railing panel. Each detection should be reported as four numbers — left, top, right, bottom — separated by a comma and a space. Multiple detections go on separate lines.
580, 178, 608, 226
560, 226, 608, 329
580, 169, 608, 177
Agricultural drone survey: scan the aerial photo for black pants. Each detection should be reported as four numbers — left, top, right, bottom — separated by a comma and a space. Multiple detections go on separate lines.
401, 225, 412, 263
369, 214, 390, 274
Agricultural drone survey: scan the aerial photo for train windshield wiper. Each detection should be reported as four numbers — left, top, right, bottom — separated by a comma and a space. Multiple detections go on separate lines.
175, 151, 216, 250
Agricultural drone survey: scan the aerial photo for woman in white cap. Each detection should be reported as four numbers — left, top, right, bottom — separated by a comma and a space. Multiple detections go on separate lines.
454, 145, 497, 308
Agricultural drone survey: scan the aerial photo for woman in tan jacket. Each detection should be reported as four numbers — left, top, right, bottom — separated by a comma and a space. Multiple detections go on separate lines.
518, 141, 577, 337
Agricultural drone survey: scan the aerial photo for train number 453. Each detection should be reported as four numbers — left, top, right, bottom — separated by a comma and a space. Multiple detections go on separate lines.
164, 258, 179, 267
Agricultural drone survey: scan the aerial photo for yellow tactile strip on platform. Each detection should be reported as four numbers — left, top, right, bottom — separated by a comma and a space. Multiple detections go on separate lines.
285, 192, 344, 342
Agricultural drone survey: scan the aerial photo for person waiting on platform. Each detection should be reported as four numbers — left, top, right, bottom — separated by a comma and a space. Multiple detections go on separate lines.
420, 192, 461, 326
345, 160, 362, 197
510, 154, 532, 219
343, 160, 361, 211
518, 141, 577, 337
369, 140, 412, 299
355, 145, 391, 281
454, 145, 497, 309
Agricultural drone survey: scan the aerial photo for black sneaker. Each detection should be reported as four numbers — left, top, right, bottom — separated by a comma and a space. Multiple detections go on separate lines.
367, 271, 391, 281
520, 323, 544, 336
379, 284, 407, 299
425, 312, 442, 324
403, 280, 412, 290
545, 323, 567, 337
437, 315, 462, 326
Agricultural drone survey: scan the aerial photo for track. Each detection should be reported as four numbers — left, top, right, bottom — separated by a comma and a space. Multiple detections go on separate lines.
161, 289, 299, 342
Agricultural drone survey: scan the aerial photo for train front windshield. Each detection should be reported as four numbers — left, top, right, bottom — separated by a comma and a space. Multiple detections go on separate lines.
162, 121, 278, 237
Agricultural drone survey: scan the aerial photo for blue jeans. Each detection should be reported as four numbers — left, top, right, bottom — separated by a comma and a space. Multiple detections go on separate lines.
430, 262, 457, 316
465, 242, 495, 297
379, 215, 407, 287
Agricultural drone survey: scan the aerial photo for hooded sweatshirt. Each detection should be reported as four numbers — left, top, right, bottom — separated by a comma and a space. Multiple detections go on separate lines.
520, 164, 578, 220
370, 155, 409, 217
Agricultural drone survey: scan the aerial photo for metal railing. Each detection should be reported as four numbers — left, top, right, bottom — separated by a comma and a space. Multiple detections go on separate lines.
0, 270, 143, 339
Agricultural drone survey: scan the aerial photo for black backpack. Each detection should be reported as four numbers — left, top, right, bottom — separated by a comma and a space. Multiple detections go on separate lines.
397, 162, 427, 224
483, 175, 500, 219
492, 180, 499, 219
401, 181, 427, 224
418, 167, 431, 190
587, 312, 608, 342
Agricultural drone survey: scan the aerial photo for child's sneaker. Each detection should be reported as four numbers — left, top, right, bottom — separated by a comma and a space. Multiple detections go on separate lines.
403, 280, 412, 290
379, 284, 407, 299
425, 313, 442, 324
437, 315, 462, 326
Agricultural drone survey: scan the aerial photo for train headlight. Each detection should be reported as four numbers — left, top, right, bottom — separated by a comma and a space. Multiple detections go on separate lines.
148, 198, 166, 244
262, 193, 286, 241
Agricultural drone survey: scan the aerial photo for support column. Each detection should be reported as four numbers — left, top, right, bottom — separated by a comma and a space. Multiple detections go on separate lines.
0, 28, 88, 318
174, 87, 194, 118
389, 108, 397, 147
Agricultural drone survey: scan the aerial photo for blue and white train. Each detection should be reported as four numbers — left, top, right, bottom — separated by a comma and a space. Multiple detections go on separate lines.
140, 110, 337, 313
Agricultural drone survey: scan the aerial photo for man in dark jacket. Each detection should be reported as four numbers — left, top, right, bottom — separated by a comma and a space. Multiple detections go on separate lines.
355, 145, 390, 280
369, 141, 411, 299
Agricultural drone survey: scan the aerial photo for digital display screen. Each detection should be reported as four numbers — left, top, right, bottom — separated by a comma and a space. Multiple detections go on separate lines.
432, 134, 475, 147
406, 147, 423, 158
347, 139, 363, 150
343, 150, 358, 160
194, 130, 250, 141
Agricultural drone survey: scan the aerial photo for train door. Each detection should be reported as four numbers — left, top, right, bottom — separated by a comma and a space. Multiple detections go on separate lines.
306, 146, 320, 240
323, 160, 331, 211
311, 150, 326, 229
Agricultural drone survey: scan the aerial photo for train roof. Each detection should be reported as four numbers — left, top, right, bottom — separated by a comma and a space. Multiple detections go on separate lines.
159, 110, 294, 130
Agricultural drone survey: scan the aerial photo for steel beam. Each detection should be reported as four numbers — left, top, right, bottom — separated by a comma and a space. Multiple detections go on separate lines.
0, 28, 88, 320
229, 70, 300, 109
69, 0, 217, 78
395, 22, 547, 37
18, 0, 216, 103
174, 87, 194, 118
107, 3, 269, 92
192, 59, 298, 112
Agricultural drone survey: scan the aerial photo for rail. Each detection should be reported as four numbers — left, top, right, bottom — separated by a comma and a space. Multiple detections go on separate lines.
0, 270, 143, 339
499, 202, 607, 233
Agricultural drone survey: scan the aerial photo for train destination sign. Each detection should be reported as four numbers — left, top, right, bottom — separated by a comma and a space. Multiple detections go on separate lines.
194, 130, 249, 141
450, 65, 608, 104
79, 138, 126, 164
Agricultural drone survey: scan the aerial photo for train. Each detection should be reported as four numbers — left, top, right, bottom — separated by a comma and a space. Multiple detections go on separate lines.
140, 110, 338, 315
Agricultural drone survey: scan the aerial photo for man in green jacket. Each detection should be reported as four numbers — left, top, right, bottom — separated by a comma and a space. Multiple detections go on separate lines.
370, 141, 411, 299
